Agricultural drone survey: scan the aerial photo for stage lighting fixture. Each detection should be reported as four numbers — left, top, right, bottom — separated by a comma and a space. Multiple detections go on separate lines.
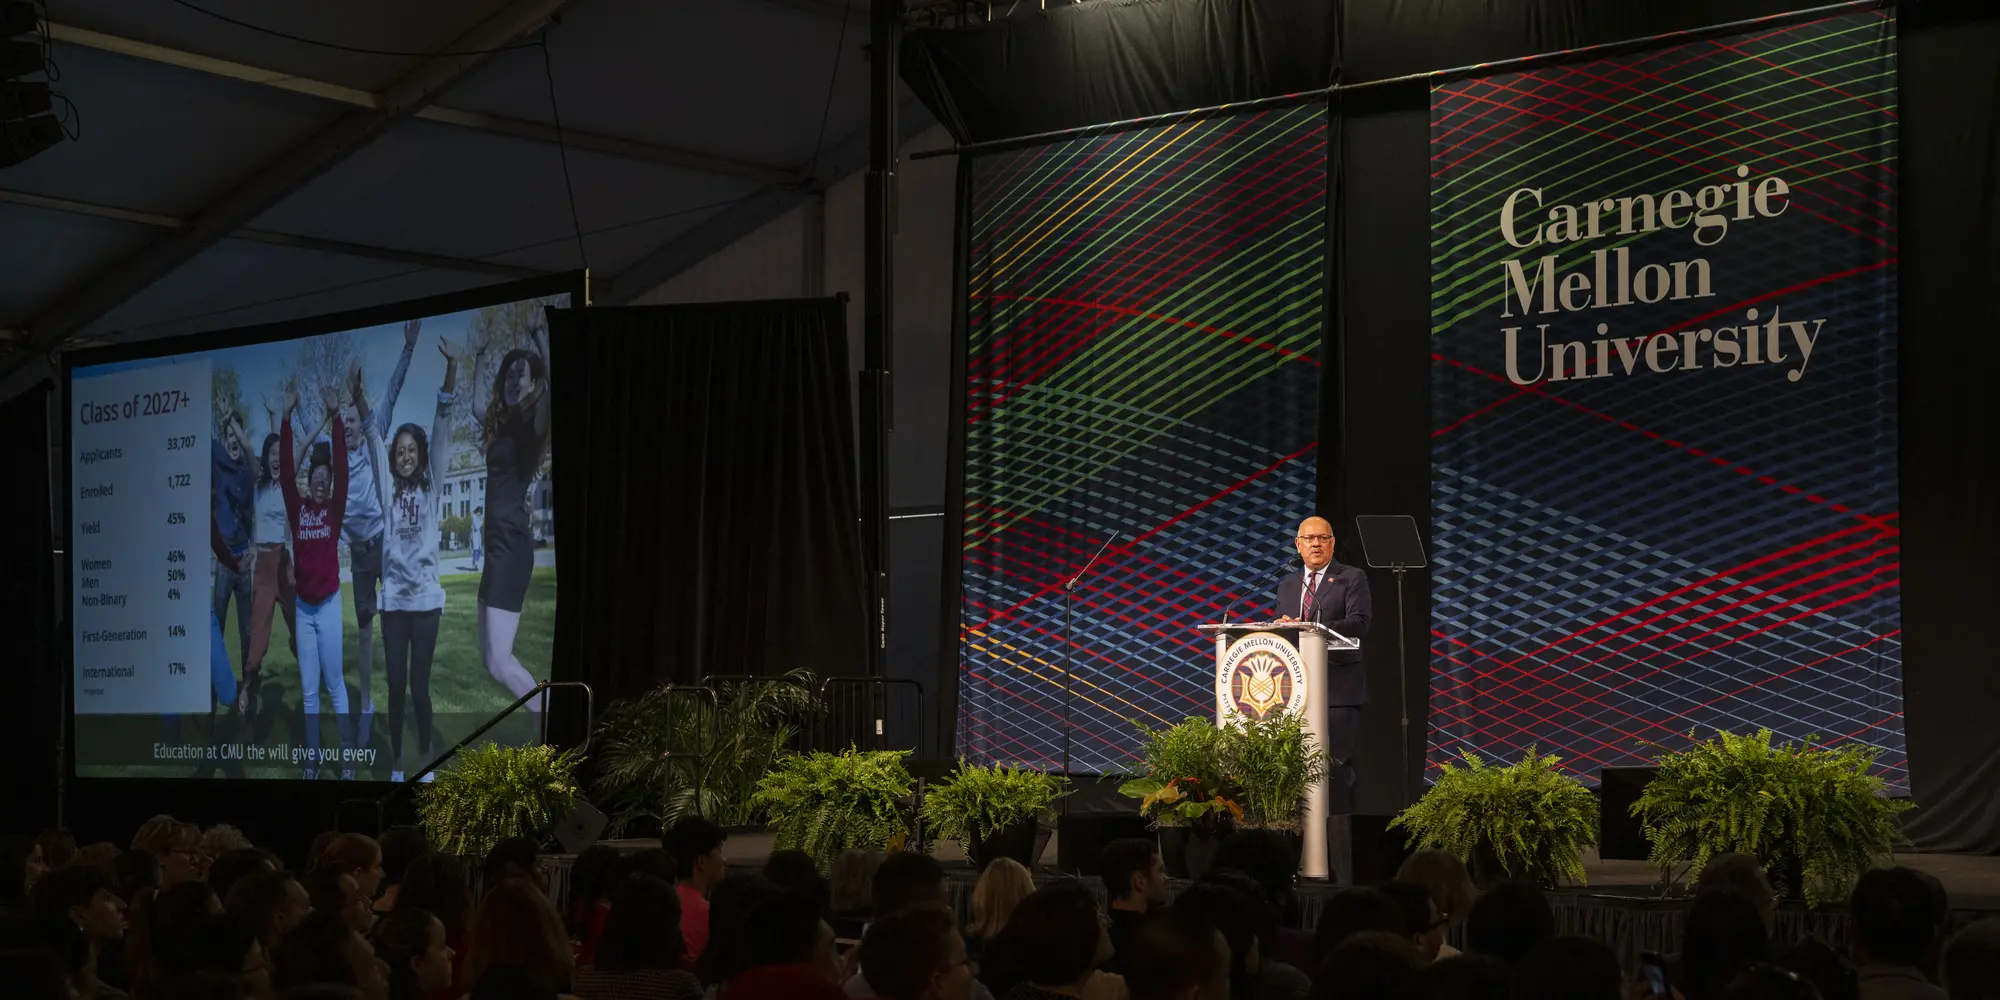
1, 0, 63, 169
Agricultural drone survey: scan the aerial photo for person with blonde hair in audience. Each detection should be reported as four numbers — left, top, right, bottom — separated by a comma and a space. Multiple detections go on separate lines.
1396, 851, 1475, 960
321, 835, 387, 904
131, 817, 203, 886
969, 858, 1035, 963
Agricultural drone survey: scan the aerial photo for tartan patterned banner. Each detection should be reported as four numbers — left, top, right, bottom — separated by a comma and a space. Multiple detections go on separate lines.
957, 102, 1328, 774
1428, 12, 1904, 787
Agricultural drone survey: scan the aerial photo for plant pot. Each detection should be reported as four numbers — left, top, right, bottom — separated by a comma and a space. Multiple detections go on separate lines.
1243, 826, 1303, 874
968, 818, 1052, 870
1156, 826, 1229, 880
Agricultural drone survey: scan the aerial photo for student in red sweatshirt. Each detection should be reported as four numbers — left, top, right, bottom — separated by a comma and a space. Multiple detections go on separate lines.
279, 382, 357, 780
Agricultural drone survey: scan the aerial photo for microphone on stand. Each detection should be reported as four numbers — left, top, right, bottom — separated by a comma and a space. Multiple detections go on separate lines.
1060, 531, 1120, 806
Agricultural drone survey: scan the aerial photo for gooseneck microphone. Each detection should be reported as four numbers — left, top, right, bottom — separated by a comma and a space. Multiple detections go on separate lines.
1222, 564, 1295, 623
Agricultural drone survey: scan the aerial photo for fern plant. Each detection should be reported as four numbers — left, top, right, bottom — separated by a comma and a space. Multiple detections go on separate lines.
1390, 748, 1597, 885
417, 742, 581, 858
1633, 729, 1909, 907
921, 760, 1068, 844
752, 747, 913, 874
591, 671, 818, 832
1224, 711, 1327, 831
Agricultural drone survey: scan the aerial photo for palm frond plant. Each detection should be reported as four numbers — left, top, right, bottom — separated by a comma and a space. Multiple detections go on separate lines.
752, 747, 914, 874
591, 670, 818, 832
416, 742, 581, 858
921, 760, 1069, 844
1633, 729, 1909, 907
1224, 711, 1327, 831
1390, 748, 1597, 886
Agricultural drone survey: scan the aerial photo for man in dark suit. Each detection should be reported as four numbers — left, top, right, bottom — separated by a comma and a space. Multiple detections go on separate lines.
1275, 516, 1372, 813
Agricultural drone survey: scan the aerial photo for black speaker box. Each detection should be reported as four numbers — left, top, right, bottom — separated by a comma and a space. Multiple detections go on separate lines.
1598, 766, 1657, 860
1055, 813, 1155, 874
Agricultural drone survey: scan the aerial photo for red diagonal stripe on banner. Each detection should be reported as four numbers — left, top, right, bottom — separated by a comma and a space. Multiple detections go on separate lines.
963, 550, 1215, 660
1427, 631, 1639, 769
1432, 388, 1529, 438
1671, 629, 1903, 724
963, 594, 1209, 712
1708, 34, 1897, 119
1434, 351, 1891, 524
1642, 257, 1894, 340
981, 294, 1318, 367
973, 509, 1241, 620
958, 663, 1142, 760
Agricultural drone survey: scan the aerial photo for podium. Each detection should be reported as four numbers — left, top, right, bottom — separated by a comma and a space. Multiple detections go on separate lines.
1197, 620, 1359, 880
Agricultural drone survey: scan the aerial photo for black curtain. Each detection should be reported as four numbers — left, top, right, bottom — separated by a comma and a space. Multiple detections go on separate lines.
550, 299, 869, 726
1893, 0, 2000, 854
902, 0, 1339, 143
0, 383, 61, 833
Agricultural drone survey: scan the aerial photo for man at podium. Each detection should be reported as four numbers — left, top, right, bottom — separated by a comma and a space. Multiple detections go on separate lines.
1276, 516, 1372, 810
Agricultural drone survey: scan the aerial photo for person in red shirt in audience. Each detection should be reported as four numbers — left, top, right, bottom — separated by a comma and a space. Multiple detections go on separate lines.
720, 891, 846, 1000
664, 818, 727, 968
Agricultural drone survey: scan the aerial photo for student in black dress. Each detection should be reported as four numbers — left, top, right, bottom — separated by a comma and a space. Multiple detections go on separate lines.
469, 325, 551, 710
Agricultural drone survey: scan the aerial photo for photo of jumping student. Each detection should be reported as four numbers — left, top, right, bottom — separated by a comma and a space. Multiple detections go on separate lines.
206, 413, 257, 776
280, 382, 356, 780
375, 325, 457, 782
338, 320, 417, 745
240, 402, 301, 719
469, 325, 550, 709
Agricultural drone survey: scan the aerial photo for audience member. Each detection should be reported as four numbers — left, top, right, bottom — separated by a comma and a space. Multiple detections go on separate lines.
393, 854, 471, 996
371, 906, 455, 1000
763, 849, 827, 907
1722, 963, 1825, 1000
0, 915, 97, 1000
37, 828, 78, 873
229, 870, 313, 957
1682, 889, 1773, 1000
32, 863, 127, 992
322, 837, 386, 904
208, 848, 280, 902
130, 881, 225, 996
2, 834, 46, 915
609, 849, 676, 887
1778, 940, 1861, 1000
859, 904, 975, 1000
663, 817, 727, 967
1378, 881, 1447, 963
462, 877, 572, 996
844, 852, 952, 998
1102, 838, 1168, 963
1402, 954, 1515, 1000
1310, 931, 1422, 1000
699, 875, 781, 987
1941, 919, 2000, 1000
1463, 882, 1554, 968
1214, 831, 1308, 969
305, 867, 375, 935
75, 843, 123, 873
1515, 935, 1619, 1000
131, 817, 203, 886
307, 833, 340, 874
984, 880, 1117, 1000
372, 829, 429, 916
275, 910, 390, 1000
572, 874, 700, 1000
969, 858, 1035, 962
724, 891, 845, 1000
563, 845, 621, 967
1697, 855, 1778, 932
1311, 887, 1404, 970
1852, 868, 1947, 1000
160, 912, 268, 991
197, 826, 255, 874
1125, 908, 1231, 1000
1397, 853, 1475, 942
1182, 873, 1310, 1000
479, 839, 542, 892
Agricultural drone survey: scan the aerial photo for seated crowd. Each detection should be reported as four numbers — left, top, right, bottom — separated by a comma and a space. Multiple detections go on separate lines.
0, 818, 1995, 1000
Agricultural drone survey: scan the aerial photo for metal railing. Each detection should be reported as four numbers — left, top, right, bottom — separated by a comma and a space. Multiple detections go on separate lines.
811, 676, 925, 755
335, 679, 594, 836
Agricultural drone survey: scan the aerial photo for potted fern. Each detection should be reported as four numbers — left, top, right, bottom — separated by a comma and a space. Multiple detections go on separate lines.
921, 761, 1069, 870
1225, 711, 1327, 831
416, 742, 582, 858
1633, 729, 1909, 907
1390, 748, 1596, 887
751, 747, 914, 874
591, 671, 817, 834
1119, 717, 1244, 877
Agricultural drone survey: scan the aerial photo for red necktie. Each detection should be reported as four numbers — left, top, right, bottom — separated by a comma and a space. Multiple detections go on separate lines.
1302, 571, 1320, 618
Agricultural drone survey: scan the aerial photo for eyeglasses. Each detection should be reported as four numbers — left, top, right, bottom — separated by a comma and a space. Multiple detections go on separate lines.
1297, 534, 1332, 543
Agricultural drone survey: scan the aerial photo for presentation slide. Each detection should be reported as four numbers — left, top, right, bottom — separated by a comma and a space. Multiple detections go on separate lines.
70, 291, 566, 780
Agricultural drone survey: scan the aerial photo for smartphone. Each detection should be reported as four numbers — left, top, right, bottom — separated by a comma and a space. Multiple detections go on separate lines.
1640, 952, 1673, 1000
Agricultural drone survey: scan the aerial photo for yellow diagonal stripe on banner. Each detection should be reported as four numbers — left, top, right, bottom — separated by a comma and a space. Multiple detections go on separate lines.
965, 626, 1179, 731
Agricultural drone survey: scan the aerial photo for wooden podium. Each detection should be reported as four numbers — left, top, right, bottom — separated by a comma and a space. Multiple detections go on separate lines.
1197, 620, 1360, 880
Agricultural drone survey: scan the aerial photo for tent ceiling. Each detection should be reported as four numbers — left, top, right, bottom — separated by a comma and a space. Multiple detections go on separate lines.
0, 0, 913, 366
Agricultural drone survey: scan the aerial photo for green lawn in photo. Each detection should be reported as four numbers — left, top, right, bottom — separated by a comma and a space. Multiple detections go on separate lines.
79, 565, 554, 780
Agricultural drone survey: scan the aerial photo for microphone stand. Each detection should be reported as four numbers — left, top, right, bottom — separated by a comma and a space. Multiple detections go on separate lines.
1061, 532, 1119, 800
